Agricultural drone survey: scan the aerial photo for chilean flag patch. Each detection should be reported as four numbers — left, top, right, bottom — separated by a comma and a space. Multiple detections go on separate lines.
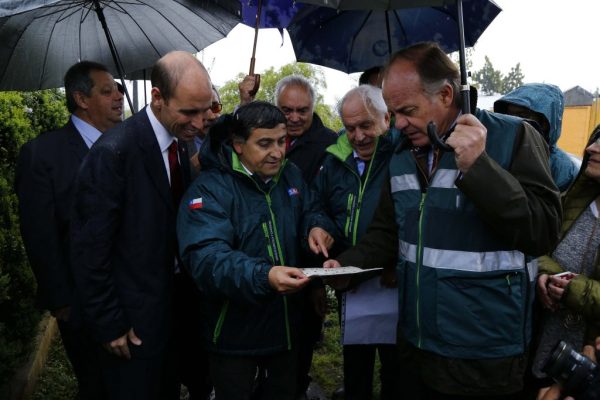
188, 197, 203, 210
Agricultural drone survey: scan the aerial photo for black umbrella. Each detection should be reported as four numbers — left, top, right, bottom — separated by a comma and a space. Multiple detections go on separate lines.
0, 0, 240, 111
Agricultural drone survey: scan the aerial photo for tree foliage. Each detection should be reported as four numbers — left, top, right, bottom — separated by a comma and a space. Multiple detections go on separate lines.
471, 56, 525, 96
502, 63, 525, 94
0, 89, 68, 387
472, 56, 504, 95
217, 63, 343, 132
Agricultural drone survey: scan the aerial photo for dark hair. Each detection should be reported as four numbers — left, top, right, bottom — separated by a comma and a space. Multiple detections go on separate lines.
63, 61, 110, 113
384, 42, 461, 107
232, 101, 287, 141
581, 124, 600, 172
359, 66, 382, 86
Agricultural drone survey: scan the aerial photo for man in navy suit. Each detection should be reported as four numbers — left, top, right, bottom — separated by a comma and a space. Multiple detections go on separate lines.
16, 61, 124, 399
70, 51, 213, 399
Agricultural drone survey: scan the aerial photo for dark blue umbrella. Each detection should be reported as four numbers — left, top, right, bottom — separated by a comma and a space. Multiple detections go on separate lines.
237, 0, 304, 75
288, 0, 501, 150
287, 0, 500, 74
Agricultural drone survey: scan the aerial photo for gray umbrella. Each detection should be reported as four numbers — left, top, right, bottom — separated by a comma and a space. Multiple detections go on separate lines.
0, 0, 240, 110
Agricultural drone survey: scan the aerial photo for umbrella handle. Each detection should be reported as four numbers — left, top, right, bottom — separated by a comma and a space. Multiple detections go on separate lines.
249, 0, 263, 76
427, 121, 454, 153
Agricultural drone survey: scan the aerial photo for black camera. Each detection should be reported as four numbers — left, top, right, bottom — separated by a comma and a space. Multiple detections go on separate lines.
543, 340, 600, 400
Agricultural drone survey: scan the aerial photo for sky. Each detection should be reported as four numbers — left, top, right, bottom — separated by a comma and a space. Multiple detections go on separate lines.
197, 0, 600, 107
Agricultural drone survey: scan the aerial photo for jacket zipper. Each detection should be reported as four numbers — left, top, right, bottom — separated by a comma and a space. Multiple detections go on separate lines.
264, 192, 291, 350
343, 148, 377, 245
213, 301, 229, 344
416, 192, 427, 348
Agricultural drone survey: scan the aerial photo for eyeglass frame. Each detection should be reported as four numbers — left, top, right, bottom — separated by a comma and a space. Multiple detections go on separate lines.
210, 101, 223, 114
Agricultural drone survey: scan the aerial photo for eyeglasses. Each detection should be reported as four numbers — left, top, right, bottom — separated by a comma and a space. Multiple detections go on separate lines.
210, 102, 222, 114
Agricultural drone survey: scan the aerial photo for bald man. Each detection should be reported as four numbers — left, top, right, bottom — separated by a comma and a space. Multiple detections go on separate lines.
71, 51, 214, 399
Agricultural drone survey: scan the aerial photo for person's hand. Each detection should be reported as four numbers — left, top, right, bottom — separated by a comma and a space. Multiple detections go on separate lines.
321, 259, 351, 290
51, 306, 71, 322
103, 328, 142, 359
445, 113, 487, 173
190, 151, 200, 173
582, 336, 600, 362
537, 384, 574, 400
268, 266, 309, 294
308, 227, 334, 258
547, 274, 571, 302
323, 259, 341, 268
537, 274, 557, 311
239, 74, 260, 105
309, 285, 327, 319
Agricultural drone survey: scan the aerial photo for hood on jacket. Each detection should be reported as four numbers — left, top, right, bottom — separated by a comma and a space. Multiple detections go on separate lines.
494, 83, 564, 147
494, 83, 565, 148
495, 84, 580, 192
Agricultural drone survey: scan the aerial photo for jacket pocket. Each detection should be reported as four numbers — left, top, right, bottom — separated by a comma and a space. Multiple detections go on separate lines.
436, 271, 524, 347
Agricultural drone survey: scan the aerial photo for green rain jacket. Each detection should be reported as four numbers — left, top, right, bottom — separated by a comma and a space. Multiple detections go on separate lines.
177, 138, 334, 355
538, 128, 600, 343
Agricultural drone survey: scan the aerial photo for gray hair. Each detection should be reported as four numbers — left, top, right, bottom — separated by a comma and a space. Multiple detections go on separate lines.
274, 75, 316, 108
337, 85, 388, 119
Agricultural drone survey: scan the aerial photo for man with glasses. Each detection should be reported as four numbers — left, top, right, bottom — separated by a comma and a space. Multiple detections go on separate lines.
16, 60, 123, 400
189, 85, 222, 175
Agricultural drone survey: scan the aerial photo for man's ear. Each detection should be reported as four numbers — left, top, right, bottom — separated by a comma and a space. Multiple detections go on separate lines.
151, 87, 163, 109
73, 91, 88, 111
232, 137, 244, 154
438, 82, 454, 108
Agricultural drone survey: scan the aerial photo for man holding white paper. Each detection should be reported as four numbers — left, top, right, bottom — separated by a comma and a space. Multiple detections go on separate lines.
312, 85, 402, 400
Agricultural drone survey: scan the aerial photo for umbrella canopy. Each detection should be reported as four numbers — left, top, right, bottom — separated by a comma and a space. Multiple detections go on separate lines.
240, 0, 301, 29
287, 0, 501, 74
0, 0, 240, 92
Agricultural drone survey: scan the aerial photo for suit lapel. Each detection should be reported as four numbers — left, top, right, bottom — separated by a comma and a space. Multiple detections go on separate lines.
66, 119, 88, 163
135, 110, 173, 210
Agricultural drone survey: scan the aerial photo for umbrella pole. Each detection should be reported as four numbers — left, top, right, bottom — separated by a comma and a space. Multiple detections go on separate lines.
385, 10, 392, 61
456, 0, 470, 115
92, 0, 135, 113
249, 0, 263, 75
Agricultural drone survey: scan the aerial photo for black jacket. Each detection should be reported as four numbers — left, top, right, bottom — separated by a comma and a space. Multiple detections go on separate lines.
286, 113, 337, 183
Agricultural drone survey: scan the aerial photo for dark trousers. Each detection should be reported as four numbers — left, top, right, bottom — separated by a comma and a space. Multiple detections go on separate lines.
57, 318, 107, 400
210, 350, 298, 400
99, 350, 170, 400
296, 288, 324, 394
173, 272, 212, 400
343, 344, 401, 400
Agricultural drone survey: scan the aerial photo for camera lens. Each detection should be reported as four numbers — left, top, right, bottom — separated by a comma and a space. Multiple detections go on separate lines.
543, 340, 598, 398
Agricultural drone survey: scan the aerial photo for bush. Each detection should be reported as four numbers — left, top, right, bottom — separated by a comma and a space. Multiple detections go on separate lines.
0, 90, 68, 386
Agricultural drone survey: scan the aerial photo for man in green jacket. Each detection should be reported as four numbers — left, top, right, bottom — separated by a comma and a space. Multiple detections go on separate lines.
177, 101, 334, 400
313, 84, 401, 399
325, 42, 562, 399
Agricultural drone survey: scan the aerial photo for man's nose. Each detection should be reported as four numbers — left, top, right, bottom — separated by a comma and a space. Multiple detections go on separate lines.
191, 113, 205, 130
287, 112, 300, 122
395, 115, 409, 130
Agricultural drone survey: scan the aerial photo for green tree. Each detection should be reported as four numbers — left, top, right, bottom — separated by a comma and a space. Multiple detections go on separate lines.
502, 63, 525, 94
217, 63, 342, 132
0, 89, 68, 387
472, 56, 504, 95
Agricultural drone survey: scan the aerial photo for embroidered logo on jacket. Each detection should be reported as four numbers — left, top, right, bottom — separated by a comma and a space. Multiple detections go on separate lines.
188, 197, 203, 209
287, 188, 300, 197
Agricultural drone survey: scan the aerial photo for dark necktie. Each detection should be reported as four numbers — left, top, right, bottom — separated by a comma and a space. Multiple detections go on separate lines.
168, 140, 184, 207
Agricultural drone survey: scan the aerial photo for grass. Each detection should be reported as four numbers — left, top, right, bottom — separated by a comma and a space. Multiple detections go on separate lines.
30, 289, 383, 400
31, 335, 77, 400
